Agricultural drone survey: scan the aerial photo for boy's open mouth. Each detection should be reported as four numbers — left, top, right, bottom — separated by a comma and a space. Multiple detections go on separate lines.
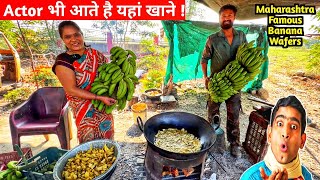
280, 143, 288, 152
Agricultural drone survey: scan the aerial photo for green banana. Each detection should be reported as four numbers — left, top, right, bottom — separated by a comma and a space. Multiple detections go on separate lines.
98, 101, 105, 111
105, 63, 117, 72
104, 78, 112, 86
122, 59, 129, 74
105, 103, 117, 114
0, 169, 13, 179
127, 49, 137, 59
104, 72, 113, 82
111, 69, 122, 80
108, 83, 117, 96
116, 57, 127, 66
126, 75, 138, 83
118, 50, 129, 59
117, 97, 127, 110
128, 57, 136, 67
7, 161, 18, 170
110, 46, 122, 55
98, 63, 108, 72
100, 71, 107, 80
14, 170, 22, 178
90, 84, 105, 93
113, 48, 126, 59
91, 81, 102, 87
124, 77, 134, 93
116, 80, 125, 99
6, 172, 13, 180
97, 88, 108, 96
111, 73, 124, 84
93, 100, 100, 108
126, 89, 134, 101
108, 65, 120, 74
247, 61, 262, 72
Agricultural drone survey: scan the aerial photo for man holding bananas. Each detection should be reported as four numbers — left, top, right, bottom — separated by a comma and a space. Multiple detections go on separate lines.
52, 21, 116, 143
201, 4, 247, 158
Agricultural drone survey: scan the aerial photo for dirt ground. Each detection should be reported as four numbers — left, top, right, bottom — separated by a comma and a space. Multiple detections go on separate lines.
0, 63, 319, 179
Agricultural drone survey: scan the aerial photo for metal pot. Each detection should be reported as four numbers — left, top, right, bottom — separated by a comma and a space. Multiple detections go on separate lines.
137, 112, 216, 160
144, 88, 162, 100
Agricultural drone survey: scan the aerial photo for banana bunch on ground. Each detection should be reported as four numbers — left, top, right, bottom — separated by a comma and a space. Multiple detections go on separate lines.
90, 46, 138, 114
0, 161, 26, 180
208, 40, 265, 103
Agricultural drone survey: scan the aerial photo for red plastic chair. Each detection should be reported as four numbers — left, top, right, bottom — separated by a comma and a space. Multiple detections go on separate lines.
9, 87, 71, 150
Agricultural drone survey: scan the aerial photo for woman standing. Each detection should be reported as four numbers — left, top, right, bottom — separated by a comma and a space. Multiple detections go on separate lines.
52, 21, 116, 143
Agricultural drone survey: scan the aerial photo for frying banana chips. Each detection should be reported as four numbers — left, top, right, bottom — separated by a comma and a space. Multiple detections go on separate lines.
154, 128, 201, 153
62, 144, 116, 180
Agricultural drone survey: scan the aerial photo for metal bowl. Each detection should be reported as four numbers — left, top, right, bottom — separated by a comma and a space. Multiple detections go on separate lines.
53, 139, 121, 180
144, 88, 162, 100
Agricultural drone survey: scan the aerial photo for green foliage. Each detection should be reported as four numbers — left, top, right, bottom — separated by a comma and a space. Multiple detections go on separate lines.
137, 39, 169, 90
186, 0, 204, 20
24, 66, 61, 87
137, 39, 168, 70
308, 10, 320, 76
140, 69, 165, 89
3, 87, 33, 105
311, 10, 320, 33
307, 43, 320, 75
0, 21, 18, 47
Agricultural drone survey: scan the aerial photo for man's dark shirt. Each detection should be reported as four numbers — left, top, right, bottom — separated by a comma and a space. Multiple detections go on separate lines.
201, 28, 247, 76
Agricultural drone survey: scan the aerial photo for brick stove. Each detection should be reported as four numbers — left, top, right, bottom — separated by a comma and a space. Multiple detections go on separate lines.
144, 145, 206, 180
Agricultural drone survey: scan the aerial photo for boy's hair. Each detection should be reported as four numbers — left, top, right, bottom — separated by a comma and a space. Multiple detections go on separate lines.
270, 95, 307, 134
219, 4, 237, 15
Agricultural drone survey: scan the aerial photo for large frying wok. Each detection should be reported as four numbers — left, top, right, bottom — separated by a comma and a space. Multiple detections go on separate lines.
137, 112, 216, 160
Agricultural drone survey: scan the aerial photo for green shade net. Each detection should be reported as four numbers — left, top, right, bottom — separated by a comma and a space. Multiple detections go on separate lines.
161, 20, 269, 92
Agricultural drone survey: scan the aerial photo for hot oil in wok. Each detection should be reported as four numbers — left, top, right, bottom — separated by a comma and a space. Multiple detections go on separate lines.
154, 128, 201, 153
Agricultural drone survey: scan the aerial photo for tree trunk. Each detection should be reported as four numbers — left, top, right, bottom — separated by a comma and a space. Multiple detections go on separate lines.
16, 20, 35, 71
123, 21, 129, 48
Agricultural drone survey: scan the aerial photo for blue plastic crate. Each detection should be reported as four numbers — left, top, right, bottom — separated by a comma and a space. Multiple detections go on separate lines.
20, 147, 68, 180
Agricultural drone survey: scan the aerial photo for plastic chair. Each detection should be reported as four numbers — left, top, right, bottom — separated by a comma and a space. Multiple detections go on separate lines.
9, 87, 71, 150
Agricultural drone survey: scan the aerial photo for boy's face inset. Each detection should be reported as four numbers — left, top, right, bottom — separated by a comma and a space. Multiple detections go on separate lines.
267, 106, 306, 164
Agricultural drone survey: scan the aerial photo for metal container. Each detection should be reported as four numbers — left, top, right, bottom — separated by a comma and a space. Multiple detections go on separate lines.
53, 139, 121, 180
137, 111, 216, 160
144, 88, 162, 100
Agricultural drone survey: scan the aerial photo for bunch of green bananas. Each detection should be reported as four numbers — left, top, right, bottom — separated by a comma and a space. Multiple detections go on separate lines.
208, 68, 238, 103
0, 161, 26, 180
208, 40, 265, 103
90, 46, 138, 114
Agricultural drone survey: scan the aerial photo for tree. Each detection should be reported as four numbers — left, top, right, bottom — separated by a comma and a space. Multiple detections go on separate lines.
138, 38, 169, 90
0, 21, 18, 46
307, 10, 320, 75
186, 0, 204, 20
42, 20, 61, 53
311, 10, 320, 34
16, 20, 36, 70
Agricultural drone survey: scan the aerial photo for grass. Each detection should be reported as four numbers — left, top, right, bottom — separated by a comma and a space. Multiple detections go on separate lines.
268, 47, 310, 76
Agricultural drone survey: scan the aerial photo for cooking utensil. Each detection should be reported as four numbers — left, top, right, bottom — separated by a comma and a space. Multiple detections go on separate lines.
137, 111, 216, 160
53, 139, 120, 180
144, 88, 162, 100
